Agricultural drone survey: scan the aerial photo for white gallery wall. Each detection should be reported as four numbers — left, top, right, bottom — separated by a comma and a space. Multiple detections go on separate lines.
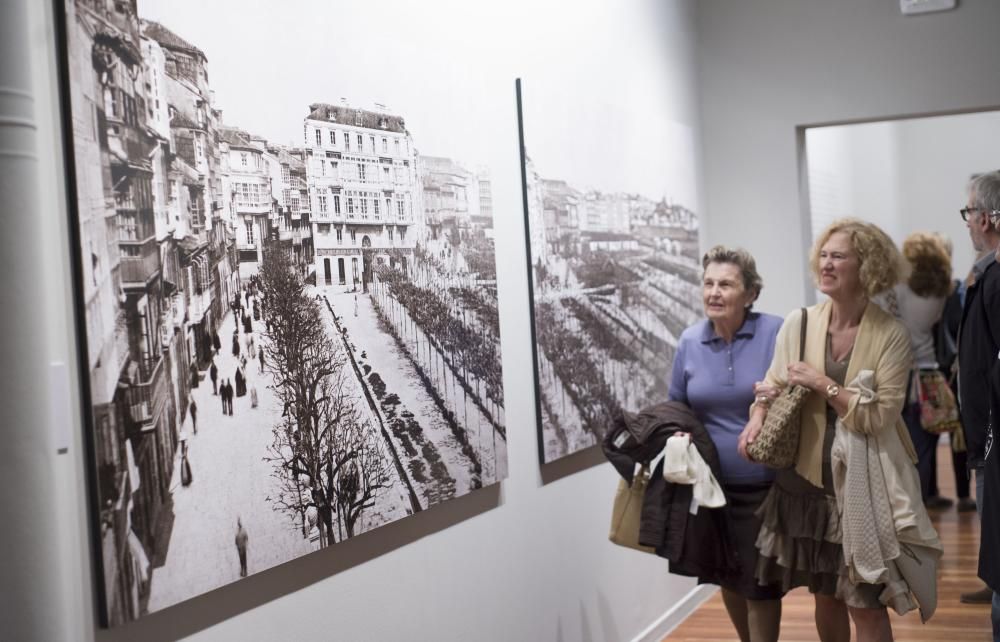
696, 0, 1000, 315
14, 1, 1000, 640
807, 111, 1000, 282
18, 0, 705, 641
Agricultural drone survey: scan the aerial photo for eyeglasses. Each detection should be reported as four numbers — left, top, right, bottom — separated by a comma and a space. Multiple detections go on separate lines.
960, 207, 1000, 222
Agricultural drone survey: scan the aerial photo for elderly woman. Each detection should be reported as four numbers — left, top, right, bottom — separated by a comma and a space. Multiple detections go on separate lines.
669, 246, 784, 642
742, 220, 942, 642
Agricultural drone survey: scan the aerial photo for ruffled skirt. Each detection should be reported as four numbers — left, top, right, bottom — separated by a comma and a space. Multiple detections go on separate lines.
754, 469, 883, 609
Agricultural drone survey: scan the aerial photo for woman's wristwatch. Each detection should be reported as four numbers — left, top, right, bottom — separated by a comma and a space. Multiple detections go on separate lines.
825, 383, 841, 400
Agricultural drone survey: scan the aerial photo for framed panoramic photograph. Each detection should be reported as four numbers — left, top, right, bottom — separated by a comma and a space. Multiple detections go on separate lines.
56, 0, 508, 625
516, 78, 703, 463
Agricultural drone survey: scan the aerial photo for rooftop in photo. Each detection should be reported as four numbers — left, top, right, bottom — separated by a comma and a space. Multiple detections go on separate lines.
141, 20, 207, 61
306, 103, 407, 134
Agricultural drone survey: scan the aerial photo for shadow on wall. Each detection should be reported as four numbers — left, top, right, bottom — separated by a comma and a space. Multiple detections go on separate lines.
95, 483, 501, 642
540, 445, 607, 486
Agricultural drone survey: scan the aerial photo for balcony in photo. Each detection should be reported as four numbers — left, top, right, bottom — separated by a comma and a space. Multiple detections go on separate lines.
119, 238, 160, 288
123, 353, 166, 431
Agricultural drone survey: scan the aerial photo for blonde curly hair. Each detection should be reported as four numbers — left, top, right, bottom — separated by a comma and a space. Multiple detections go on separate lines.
902, 232, 951, 298
809, 218, 904, 298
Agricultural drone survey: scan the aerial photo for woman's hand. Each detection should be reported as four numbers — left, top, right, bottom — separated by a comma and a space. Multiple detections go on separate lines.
786, 361, 824, 391
738, 418, 763, 461
753, 381, 781, 404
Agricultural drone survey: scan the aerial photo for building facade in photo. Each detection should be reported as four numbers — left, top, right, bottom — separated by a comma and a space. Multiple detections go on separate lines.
305, 103, 418, 289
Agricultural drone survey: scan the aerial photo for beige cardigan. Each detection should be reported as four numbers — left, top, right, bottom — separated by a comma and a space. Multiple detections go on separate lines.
764, 300, 917, 487
766, 301, 941, 615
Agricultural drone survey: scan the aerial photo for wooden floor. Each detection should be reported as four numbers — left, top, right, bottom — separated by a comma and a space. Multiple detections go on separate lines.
665, 441, 993, 641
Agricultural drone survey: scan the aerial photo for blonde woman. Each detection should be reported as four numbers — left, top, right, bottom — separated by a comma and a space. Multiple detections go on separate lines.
740, 219, 942, 642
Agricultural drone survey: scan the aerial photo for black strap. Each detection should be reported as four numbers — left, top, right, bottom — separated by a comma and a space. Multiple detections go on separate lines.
799, 308, 808, 361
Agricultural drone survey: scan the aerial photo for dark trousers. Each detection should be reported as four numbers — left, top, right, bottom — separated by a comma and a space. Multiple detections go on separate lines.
903, 402, 939, 500
928, 437, 970, 499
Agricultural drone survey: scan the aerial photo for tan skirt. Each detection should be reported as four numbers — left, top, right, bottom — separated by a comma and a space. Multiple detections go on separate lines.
753, 428, 884, 609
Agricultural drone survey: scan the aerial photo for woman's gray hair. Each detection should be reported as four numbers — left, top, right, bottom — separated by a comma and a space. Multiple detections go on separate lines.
969, 170, 1000, 230
701, 245, 763, 307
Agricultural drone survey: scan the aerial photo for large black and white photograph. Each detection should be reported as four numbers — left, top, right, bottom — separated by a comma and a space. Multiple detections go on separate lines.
60, 0, 508, 625
518, 79, 702, 463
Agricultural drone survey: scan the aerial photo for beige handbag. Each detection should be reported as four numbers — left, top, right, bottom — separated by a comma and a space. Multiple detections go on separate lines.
747, 309, 809, 469
609, 465, 655, 553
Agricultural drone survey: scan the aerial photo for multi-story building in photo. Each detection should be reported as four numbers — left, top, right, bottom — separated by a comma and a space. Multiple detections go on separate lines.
141, 33, 190, 486
540, 179, 581, 256
305, 102, 418, 289
268, 146, 313, 274
142, 20, 234, 366
420, 155, 480, 242
69, 0, 176, 625
475, 168, 494, 231
579, 191, 633, 235
219, 127, 274, 277
521, 156, 548, 265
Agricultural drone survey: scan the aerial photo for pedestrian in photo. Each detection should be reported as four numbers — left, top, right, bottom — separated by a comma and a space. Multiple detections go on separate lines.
223, 379, 234, 416
354, 294, 358, 317
189, 362, 199, 389
219, 380, 227, 414
213, 330, 222, 354
235, 518, 248, 578
232, 332, 240, 358
669, 246, 784, 642
180, 438, 193, 487
258, 347, 265, 373
235, 366, 246, 398
189, 398, 198, 435
250, 385, 258, 409
210, 360, 218, 395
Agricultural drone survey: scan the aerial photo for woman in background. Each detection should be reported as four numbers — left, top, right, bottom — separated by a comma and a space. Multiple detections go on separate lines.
929, 233, 974, 512
884, 232, 953, 503
669, 246, 784, 642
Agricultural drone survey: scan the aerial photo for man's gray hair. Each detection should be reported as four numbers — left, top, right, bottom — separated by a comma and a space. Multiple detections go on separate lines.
969, 170, 1000, 230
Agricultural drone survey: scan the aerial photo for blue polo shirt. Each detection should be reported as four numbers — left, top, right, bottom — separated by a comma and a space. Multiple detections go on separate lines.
668, 312, 783, 485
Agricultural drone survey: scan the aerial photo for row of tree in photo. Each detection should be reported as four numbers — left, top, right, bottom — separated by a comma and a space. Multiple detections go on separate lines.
259, 246, 392, 545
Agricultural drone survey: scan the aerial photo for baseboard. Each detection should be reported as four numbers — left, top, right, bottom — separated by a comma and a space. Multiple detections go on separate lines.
631, 584, 718, 642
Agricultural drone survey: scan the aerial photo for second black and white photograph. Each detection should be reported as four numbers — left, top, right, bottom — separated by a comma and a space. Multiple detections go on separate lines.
518, 78, 703, 463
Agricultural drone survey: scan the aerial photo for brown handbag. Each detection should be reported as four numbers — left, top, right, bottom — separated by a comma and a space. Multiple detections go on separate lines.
608, 465, 655, 554
747, 308, 809, 469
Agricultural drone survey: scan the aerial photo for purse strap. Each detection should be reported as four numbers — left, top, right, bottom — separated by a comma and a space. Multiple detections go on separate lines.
798, 308, 808, 361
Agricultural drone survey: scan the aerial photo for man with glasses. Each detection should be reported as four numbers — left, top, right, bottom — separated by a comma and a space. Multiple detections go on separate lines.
956, 171, 1000, 620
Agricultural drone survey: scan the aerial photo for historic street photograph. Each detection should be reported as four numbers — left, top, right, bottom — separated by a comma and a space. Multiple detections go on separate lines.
519, 80, 702, 463
63, 0, 507, 624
